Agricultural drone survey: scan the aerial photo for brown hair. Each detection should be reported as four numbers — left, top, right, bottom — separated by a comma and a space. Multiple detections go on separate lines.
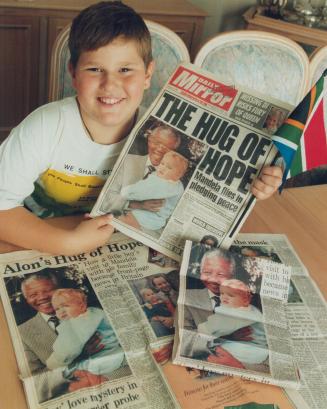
69, 1, 152, 70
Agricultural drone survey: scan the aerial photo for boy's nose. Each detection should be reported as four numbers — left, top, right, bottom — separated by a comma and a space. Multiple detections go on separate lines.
100, 73, 120, 92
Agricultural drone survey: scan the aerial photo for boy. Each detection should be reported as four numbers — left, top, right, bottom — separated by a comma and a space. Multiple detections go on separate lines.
118, 150, 188, 232
0, 1, 282, 256
47, 288, 126, 377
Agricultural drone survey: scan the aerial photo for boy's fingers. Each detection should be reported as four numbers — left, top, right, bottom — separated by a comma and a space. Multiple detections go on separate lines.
259, 174, 282, 188
251, 181, 275, 200
93, 214, 113, 228
261, 165, 283, 178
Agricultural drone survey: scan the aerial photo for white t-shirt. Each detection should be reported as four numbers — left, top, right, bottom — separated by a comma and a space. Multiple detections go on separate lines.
0, 97, 138, 217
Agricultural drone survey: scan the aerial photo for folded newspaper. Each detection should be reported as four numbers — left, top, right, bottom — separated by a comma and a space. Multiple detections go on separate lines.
172, 234, 327, 408
1, 232, 326, 409
172, 240, 300, 388
90, 63, 292, 261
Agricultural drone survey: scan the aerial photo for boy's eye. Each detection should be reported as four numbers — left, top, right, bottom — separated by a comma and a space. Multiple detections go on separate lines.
87, 67, 102, 72
120, 67, 131, 73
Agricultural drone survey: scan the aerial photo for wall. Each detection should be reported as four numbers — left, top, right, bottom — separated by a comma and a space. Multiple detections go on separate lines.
188, 0, 257, 45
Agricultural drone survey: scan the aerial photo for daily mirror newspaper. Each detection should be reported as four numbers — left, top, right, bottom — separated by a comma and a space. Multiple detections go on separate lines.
0, 232, 319, 409
172, 240, 299, 388
90, 63, 292, 261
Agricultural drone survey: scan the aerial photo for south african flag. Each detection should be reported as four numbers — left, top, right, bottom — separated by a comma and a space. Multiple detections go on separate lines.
272, 70, 327, 185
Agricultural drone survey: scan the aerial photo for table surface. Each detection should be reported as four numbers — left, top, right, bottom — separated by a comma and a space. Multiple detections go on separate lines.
0, 185, 326, 409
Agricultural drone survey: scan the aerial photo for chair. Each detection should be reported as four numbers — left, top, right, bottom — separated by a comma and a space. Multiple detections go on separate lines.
48, 20, 190, 109
194, 30, 310, 106
309, 45, 327, 86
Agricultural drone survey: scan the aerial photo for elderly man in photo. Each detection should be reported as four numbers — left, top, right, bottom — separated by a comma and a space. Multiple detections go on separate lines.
99, 123, 181, 215
183, 249, 236, 333
19, 272, 106, 402
181, 248, 269, 371
181, 249, 251, 368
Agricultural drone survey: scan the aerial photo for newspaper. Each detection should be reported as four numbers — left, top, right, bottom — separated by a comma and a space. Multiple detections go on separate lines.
173, 240, 300, 388
91, 63, 292, 261
0, 233, 180, 409
0, 232, 314, 409
230, 233, 327, 409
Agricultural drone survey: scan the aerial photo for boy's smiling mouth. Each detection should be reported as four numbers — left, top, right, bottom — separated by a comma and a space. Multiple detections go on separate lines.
98, 96, 124, 105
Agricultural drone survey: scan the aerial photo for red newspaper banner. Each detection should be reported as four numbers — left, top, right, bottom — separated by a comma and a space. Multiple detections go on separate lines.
169, 66, 237, 111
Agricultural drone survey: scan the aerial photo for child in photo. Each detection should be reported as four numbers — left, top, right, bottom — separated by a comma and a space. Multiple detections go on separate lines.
141, 287, 175, 317
198, 279, 268, 366
141, 288, 174, 336
46, 288, 125, 377
118, 151, 188, 231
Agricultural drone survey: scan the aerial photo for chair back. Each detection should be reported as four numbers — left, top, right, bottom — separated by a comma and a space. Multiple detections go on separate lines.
194, 30, 310, 106
48, 20, 190, 108
309, 45, 327, 86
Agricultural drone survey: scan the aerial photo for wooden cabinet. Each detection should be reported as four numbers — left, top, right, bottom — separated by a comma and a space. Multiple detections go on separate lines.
243, 6, 327, 56
0, 13, 40, 141
0, 0, 206, 143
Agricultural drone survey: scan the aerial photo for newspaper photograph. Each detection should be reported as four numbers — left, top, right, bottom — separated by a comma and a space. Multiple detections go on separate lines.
0, 233, 180, 409
173, 240, 300, 388
91, 63, 292, 261
230, 233, 327, 409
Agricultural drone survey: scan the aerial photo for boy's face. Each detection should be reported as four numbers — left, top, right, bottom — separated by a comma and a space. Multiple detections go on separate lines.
70, 37, 154, 142
157, 153, 185, 181
220, 287, 249, 308
52, 295, 86, 320
142, 289, 159, 304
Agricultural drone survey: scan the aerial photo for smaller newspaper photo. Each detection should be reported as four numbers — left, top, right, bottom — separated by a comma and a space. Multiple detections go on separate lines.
91, 63, 292, 261
172, 240, 299, 388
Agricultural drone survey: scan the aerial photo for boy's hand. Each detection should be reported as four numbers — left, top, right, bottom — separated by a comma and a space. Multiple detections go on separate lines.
66, 214, 114, 254
251, 166, 283, 200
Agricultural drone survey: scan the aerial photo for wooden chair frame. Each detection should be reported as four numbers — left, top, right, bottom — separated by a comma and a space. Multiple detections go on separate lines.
194, 30, 310, 105
309, 45, 327, 86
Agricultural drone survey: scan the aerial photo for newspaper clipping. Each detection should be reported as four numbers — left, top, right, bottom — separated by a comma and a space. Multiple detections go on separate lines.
173, 240, 300, 388
0, 233, 180, 409
230, 233, 327, 409
0, 232, 319, 408
91, 63, 291, 261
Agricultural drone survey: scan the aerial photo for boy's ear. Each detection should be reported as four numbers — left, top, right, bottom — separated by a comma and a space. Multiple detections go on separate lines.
144, 60, 155, 90
68, 62, 77, 85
